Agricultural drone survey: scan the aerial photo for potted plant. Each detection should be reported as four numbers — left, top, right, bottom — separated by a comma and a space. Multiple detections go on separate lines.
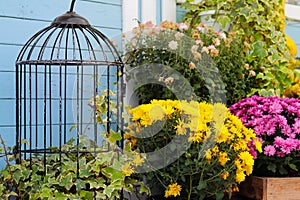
123, 21, 257, 106
230, 95, 300, 199
125, 99, 262, 200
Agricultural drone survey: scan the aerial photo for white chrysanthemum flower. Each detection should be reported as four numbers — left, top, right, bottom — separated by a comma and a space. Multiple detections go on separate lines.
164, 77, 174, 84
191, 45, 198, 53
175, 32, 184, 40
213, 38, 221, 46
218, 32, 226, 40
201, 46, 209, 54
168, 40, 178, 50
178, 22, 189, 31
207, 45, 216, 50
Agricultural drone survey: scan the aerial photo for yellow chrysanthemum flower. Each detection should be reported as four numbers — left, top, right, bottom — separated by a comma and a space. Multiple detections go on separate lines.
254, 138, 262, 153
149, 104, 165, 122
221, 171, 229, 180
239, 151, 254, 167
133, 154, 145, 167
235, 170, 246, 183
218, 152, 230, 166
285, 34, 298, 63
164, 183, 182, 198
217, 126, 230, 143
174, 118, 187, 135
121, 163, 134, 176
205, 149, 212, 163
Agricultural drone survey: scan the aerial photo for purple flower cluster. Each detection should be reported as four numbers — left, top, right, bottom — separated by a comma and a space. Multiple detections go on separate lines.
229, 95, 300, 158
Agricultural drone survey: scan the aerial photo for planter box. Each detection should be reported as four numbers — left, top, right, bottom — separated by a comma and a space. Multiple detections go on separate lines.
239, 176, 300, 200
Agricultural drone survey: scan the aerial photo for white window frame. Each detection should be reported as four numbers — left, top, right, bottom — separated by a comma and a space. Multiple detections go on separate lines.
122, 0, 177, 32
286, 4, 300, 21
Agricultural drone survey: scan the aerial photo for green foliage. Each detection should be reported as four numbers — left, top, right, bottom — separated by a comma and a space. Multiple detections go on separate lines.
0, 90, 150, 199
181, 0, 293, 97
0, 135, 148, 200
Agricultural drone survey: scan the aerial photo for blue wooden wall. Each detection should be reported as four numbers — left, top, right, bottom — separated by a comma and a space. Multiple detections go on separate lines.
0, 0, 122, 158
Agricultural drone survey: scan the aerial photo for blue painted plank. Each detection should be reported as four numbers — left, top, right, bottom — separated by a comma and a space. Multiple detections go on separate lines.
176, 5, 187, 23
0, 100, 15, 126
156, 0, 162, 23
0, 45, 20, 70
0, 0, 121, 29
82, 0, 121, 6
0, 71, 15, 99
0, 127, 16, 151
0, 18, 121, 45
285, 24, 300, 57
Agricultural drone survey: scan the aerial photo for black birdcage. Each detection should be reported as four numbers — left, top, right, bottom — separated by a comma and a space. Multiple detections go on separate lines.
15, 0, 124, 173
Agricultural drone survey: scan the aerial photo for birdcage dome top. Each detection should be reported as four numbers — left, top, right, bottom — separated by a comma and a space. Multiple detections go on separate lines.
16, 9, 122, 66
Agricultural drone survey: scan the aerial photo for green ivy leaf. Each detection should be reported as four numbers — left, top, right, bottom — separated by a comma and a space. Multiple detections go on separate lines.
75, 179, 86, 192
259, 89, 275, 97
104, 184, 119, 199
108, 131, 122, 144
216, 16, 231, 29
8, 191, 18, 198
96, 191, 107, 199
79, 190, 93, 199
59, 174, 73, 190
102, 166, 124, 181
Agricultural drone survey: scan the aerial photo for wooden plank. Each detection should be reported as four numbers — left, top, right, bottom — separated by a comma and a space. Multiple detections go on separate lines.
267, 177, 300, 200
239, 176, 300, 200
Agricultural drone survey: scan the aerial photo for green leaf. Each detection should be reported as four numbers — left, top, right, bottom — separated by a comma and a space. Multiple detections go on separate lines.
197, 180, 207, 191
139, 182, 150, 195
75, 179, 86, 192
12, 169, 22, 183
267, 163, 276, 173
268, 54, 280, 64
69, 124, 77, 132
102, 166, 124, 181
104, 184, 119, 199
259, 89, 275, 97
288, 163, 298, 171
216, 15, 231, 29
79, 190, 94, 199
59, 173, 73, 190
216, 191, 224, 200
96, 191, 107, 199
108, 131, 122, 144
251, 41, 267, 56
8, 191, 18, 198
278, 165, 288, 175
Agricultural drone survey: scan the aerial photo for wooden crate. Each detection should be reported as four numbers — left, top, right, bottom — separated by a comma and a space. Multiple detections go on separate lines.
239, 176, 300, 200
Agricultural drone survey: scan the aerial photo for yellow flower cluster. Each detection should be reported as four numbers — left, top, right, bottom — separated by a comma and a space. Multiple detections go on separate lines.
128, 100, 262, 185
164, 183, 182, 198
284, 70, 300, 97
285, 34, 298, 65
